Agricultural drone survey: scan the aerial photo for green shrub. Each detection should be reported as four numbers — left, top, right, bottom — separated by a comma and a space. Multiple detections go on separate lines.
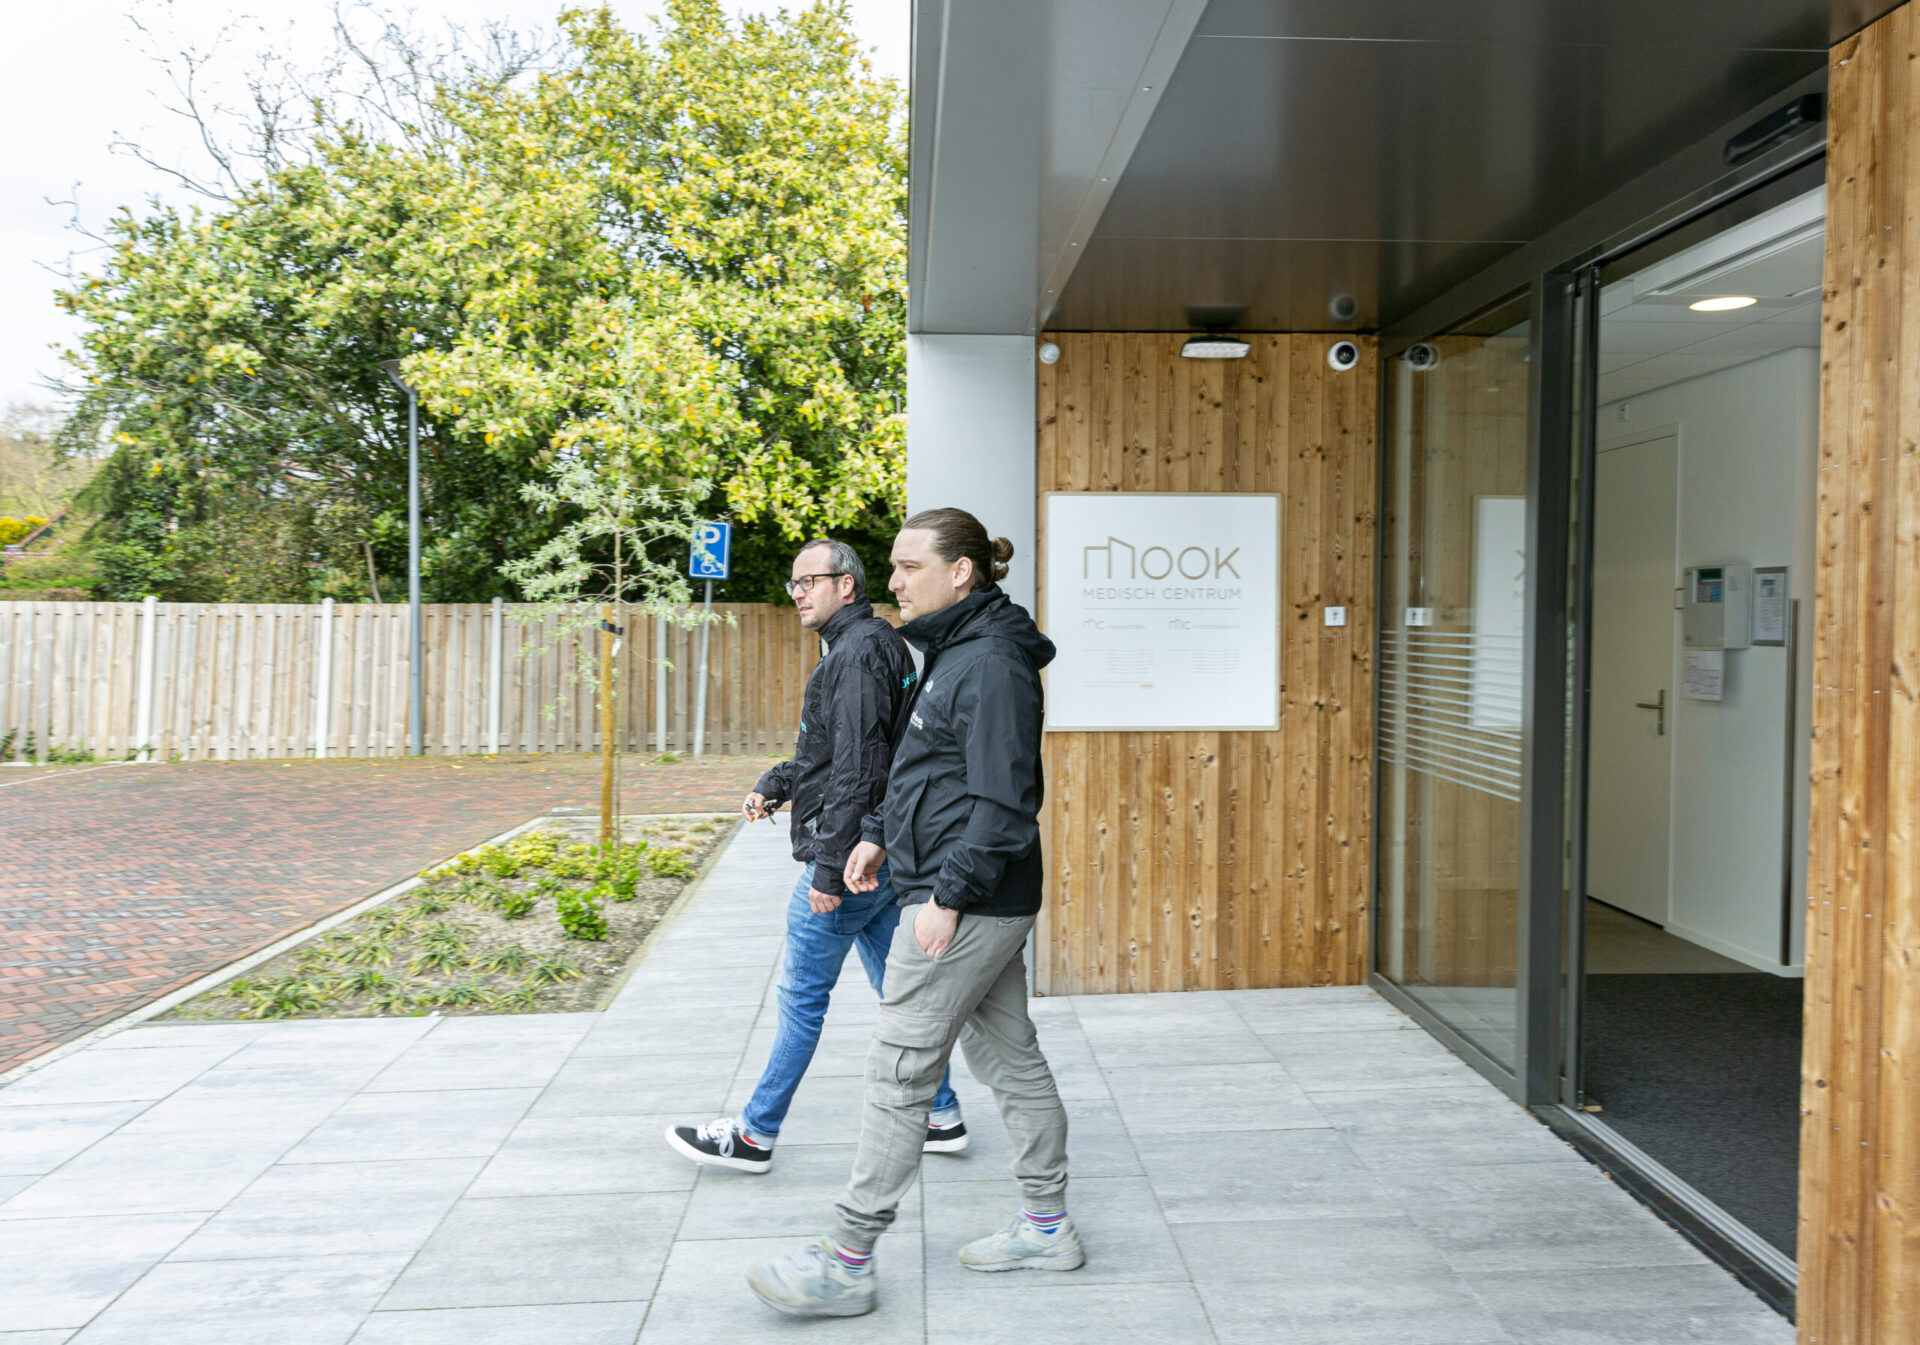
556, 887, 609, 940
428, 978, 488, 1008
647, 847, 696, 880
493, 983, 543, 1010
548, 845, 597, 879
339, 967, 389, 995
526, 954, 581, 985
475, 943, 535, 975
412, 890, 450, 915
409, 922, 469, 972
498, 889, 536, 920
477, 846, 523, 878
506, 833, 561, 868
243, 974, 327, 1018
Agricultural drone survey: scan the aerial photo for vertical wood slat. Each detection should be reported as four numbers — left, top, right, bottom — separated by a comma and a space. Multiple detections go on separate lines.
1037, 333, 1378, 995
1801, 11, 1920, 1344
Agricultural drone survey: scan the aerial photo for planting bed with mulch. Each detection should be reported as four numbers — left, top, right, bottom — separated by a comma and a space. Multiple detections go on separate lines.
163, 814, 736, 1021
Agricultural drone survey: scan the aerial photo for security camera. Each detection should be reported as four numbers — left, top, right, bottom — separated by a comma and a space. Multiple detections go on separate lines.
1404, 342, 1439, 371
1038, 341, 1061, 365
1327, 340, 1360, 372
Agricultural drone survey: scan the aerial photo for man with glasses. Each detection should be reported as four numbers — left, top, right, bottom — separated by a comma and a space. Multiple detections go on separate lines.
665, 539, 966, 1174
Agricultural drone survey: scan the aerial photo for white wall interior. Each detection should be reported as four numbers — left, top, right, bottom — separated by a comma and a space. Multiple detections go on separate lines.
1595, 346, 1817, 973
904, 334, 1039, 613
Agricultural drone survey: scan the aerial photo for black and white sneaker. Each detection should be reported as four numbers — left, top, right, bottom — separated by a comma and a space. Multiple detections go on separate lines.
665, 1116, 773, 1174
924, 1116, 970, 1153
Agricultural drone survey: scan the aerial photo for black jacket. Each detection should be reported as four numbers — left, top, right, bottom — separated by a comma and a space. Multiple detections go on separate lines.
754, 598, 917, 896
860, 584, 1056, 916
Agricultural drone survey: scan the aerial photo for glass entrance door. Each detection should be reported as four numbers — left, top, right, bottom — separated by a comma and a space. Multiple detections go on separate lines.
1375, 293, 1533, 1074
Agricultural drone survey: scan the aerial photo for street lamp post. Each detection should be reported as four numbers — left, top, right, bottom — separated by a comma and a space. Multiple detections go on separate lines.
380, 359, 424, 757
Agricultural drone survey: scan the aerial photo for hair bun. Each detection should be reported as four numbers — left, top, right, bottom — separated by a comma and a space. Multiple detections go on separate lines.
990, 536, 1014, 581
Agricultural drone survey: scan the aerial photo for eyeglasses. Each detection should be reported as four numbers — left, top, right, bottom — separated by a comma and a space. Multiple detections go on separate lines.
784, 572, 845, 598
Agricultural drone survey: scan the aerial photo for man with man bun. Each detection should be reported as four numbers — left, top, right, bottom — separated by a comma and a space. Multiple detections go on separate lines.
747, 508, 1076, 1318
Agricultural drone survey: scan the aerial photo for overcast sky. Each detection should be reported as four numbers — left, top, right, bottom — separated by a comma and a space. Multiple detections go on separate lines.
0, 0, 908, 414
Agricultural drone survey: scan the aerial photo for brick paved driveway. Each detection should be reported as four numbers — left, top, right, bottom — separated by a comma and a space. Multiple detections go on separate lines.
0, 753, 776, 1073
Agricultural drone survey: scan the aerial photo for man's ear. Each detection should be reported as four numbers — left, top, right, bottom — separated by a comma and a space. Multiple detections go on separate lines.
953, 558, 974, 591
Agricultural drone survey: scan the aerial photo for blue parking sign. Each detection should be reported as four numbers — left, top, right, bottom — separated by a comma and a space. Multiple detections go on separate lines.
689, 521, 731, 580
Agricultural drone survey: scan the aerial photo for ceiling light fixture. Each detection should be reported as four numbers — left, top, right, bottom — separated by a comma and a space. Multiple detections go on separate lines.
1181, 334, 1250, 360
1689, 296, 1758, 312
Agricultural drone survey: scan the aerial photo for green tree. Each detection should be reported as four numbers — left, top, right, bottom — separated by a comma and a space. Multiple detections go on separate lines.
57, 2, 906, 604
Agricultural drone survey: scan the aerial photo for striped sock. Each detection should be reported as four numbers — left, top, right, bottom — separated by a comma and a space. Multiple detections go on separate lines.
1024, 1208, 1066, 1235
825, 1237, 872, 1275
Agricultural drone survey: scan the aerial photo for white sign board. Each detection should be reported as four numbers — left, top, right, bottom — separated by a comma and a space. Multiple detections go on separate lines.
1043, 493, 1279, 731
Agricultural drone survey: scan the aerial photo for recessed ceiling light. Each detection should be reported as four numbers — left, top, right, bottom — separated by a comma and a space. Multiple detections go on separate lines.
1689, 296, 1758, 311
1180, 334, 1250, 360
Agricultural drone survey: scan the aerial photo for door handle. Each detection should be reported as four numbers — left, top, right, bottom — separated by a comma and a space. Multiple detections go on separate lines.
1633, 689, 1666, 736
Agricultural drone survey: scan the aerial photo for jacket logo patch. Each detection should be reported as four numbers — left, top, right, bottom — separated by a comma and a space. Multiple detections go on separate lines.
902, 672, 917, 689
799, 721, 807, 733
910, 711, 924, 731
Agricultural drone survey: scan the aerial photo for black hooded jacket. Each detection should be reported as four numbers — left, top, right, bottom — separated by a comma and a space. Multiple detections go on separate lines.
754, 597, 917, 896
859, 584, 1057, 916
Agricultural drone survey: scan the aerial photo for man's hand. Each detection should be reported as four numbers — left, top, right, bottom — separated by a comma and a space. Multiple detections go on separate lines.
742, 792, 771, 823
844, 841, 886, 893
914, 900, 959, 957
808, 887, 843, 914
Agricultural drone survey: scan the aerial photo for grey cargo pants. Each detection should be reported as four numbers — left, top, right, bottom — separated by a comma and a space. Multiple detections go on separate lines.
831, 908, 1069, 1252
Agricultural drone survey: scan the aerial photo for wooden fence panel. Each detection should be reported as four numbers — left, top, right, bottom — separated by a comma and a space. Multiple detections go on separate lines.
0, 600, 872, 763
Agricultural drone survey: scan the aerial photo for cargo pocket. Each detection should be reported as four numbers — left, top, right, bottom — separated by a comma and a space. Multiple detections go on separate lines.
870, 1010, 950, 1093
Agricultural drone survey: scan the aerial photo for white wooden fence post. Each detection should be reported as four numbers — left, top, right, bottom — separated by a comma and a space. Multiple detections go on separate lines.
654, 614, 669, 753
487, 596, 503, 754
313, 597, 334, 758
133, 595, 159, 763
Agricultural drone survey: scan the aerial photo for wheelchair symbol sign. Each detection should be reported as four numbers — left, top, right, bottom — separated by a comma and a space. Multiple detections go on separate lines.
689, 522, 731, 580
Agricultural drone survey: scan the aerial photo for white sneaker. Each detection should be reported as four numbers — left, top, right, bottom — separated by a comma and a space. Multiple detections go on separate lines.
957, 1214, 1085, 1272
746, 1238, 876, 1317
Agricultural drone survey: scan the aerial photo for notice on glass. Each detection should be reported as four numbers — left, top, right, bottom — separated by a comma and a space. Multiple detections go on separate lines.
1043, 493, 1279, 730
1753, 567, 1789, 645
1682, 649, 1725, 701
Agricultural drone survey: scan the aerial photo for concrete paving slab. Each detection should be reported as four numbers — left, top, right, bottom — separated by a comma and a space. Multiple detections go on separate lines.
348, 1302, 650, 1345
1103, 1061, 1327, 1134
1073, 998, 1274, 1068
1262, 1027, 1487, 1093
379, 1192, 682, 1310
0, 1131, 294, 1219
721, 1071, 870, 1147
0, 1331, 78, 1343
1176, 1216, 1513, 1345
68, 1252, 407, 1345
531, 1052, 739, 1120
571, 1004, 761, 1058
0, 1102, 152, 1175
1311, 1083, 1587, 1173
0, 1046, 244, 1107
167, 1157, 483, 1261
920, 1093, 1141, 1183
363, 1039, 577, 1094
0, 1211, 205, 1331
281, 1088, 539, 1164
1132, 1126, 1398, 1224
1462, 1264, 1795, 1345
466, 1114, 698, 1198
91, 1025, 270, 1052
924, 1281, 1217, 1345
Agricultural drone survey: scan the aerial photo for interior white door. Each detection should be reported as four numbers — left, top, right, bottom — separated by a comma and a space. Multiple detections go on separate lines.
1587, 433, 1679, 925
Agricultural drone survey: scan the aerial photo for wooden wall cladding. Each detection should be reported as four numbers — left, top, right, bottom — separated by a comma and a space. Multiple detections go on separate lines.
1033, 333, 1377, 994
1801, 11, 1920, 1343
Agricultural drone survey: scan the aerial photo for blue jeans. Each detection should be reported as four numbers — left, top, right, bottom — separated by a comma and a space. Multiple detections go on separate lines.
742, 862, 958, 1138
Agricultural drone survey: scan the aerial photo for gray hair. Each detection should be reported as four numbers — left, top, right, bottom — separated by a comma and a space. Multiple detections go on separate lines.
797, 537, 865, 595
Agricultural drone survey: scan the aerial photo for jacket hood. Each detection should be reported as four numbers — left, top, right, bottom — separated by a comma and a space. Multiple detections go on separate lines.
901, 583, 1055, 670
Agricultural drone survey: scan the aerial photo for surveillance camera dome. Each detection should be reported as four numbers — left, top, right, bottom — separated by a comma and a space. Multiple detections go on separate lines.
1404, 342, 1439, 370
1038, 341, 1062, 365
1327, 340, 1360, 372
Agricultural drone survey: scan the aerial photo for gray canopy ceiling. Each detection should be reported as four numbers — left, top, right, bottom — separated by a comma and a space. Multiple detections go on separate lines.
908, 0, 1895, 336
